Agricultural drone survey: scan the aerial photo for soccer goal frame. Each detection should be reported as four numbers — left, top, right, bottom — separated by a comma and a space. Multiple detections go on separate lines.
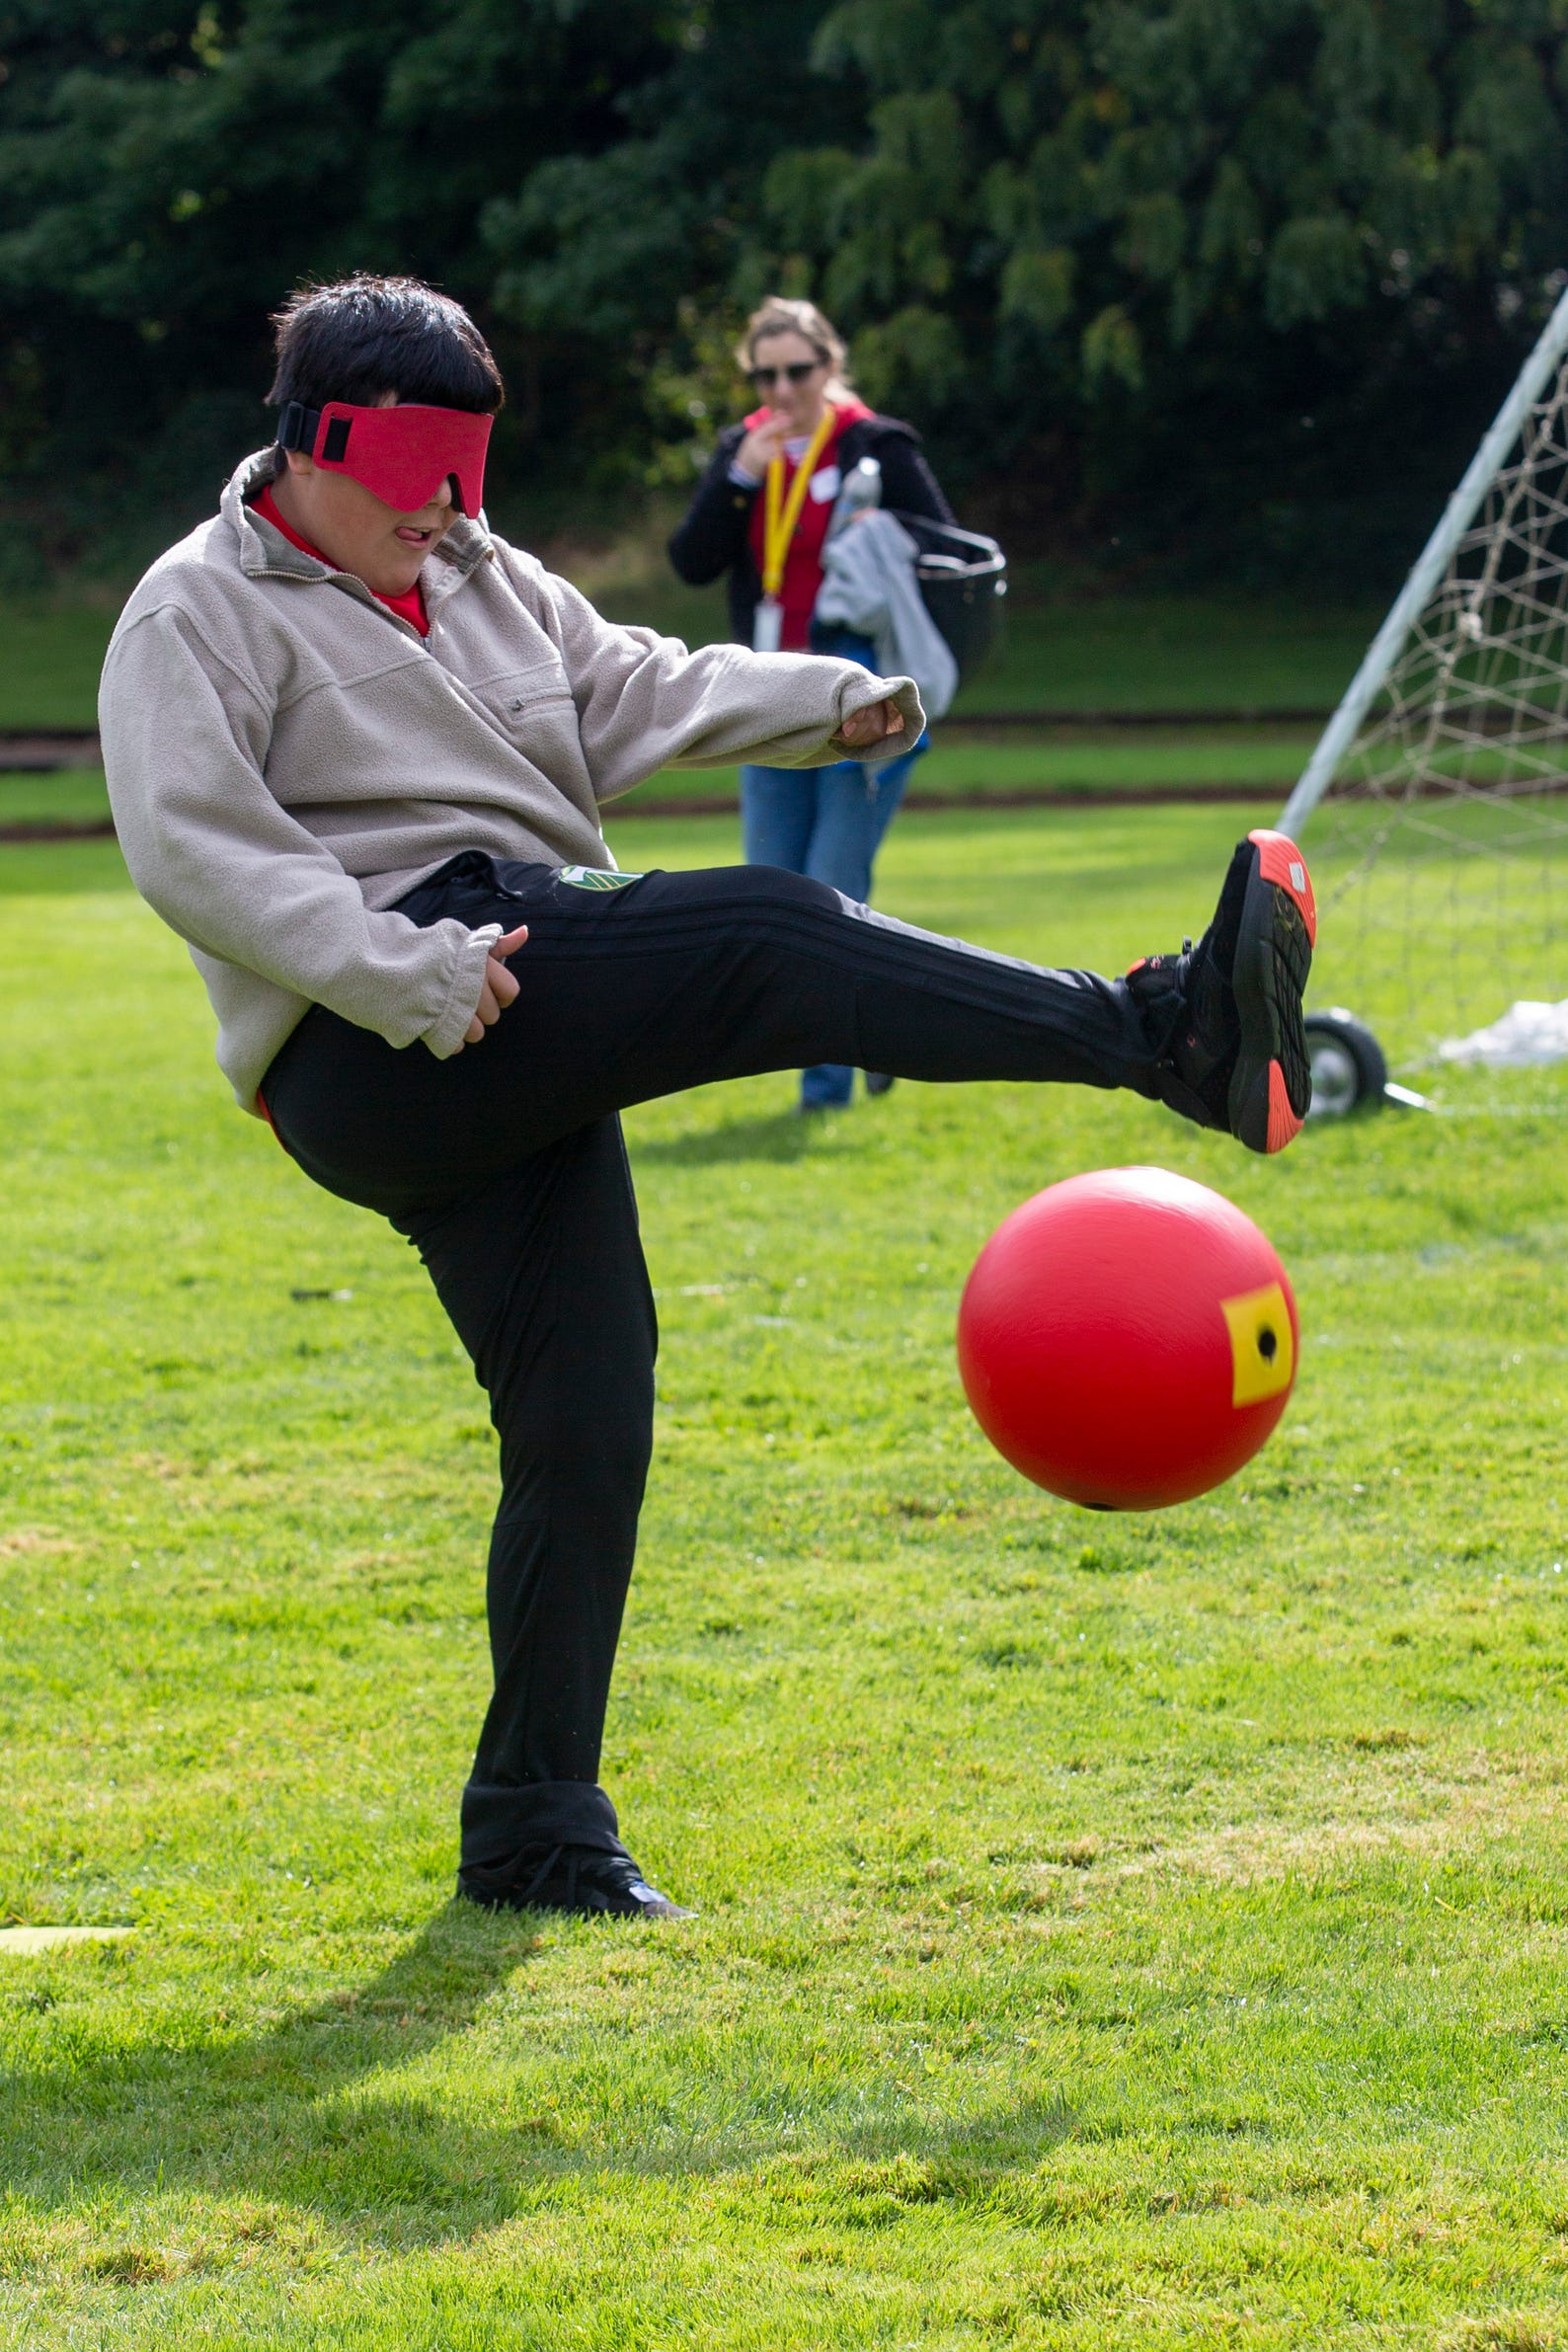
1281, 280, 1568, 840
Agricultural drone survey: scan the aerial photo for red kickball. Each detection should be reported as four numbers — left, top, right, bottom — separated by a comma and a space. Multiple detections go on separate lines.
957, 1166, 1298, 1511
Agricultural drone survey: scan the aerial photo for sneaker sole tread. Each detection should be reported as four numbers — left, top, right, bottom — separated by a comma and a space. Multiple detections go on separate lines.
1229, 830, 1316, 1154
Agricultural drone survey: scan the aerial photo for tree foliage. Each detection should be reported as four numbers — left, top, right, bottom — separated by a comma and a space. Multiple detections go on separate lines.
0, 1, 845, 565
752, 0, 1568, 565
2, 0, 1567, 577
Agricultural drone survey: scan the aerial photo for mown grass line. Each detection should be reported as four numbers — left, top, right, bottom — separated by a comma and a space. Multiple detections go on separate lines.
0, 728, 1318, 846
0, 587, 1378, 734
1, 809, 1565, 2348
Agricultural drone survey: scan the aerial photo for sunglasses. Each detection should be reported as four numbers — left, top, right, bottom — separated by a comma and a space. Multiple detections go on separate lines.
746, 360, 823, 386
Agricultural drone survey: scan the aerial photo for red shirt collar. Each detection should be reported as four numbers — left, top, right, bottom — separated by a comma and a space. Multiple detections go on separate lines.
252, 482, 429, 636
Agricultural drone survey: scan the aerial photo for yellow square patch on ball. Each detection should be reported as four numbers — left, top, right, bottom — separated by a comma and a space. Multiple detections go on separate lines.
1220, 1281, 1294, 1406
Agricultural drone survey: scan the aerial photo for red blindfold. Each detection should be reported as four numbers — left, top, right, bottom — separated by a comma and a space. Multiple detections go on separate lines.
275, 400, 492, 516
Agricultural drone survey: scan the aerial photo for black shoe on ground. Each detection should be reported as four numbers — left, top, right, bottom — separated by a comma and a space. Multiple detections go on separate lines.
1125, 827, 1316, 1154
459, 1844, 694, 1920
863, 1071, 896, 1098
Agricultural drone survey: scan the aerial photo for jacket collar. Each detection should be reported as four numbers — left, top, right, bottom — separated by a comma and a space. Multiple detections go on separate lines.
221, 446, 494, 622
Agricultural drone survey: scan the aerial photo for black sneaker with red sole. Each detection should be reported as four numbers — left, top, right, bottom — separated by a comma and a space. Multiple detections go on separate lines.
1126, 828, 1317, 1154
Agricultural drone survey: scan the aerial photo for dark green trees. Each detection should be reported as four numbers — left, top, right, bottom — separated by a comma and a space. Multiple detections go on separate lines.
750, 0, 1568, 567
2, 0, 1566, 575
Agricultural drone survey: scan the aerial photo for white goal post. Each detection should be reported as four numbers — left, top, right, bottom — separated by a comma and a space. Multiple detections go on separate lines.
1281, 281, 1568, 841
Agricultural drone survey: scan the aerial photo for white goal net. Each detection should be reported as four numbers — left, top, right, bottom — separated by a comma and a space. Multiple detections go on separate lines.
1283, 284, 1568, 1066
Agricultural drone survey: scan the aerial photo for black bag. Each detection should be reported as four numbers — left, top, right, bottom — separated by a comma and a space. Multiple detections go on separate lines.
891, 512, 1007, 678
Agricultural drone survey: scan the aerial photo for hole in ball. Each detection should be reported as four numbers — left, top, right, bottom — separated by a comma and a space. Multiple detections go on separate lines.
1258, 1326, 1278, 1361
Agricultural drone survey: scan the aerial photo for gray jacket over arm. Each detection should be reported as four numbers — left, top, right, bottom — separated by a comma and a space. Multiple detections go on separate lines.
100, 448, 924, 1114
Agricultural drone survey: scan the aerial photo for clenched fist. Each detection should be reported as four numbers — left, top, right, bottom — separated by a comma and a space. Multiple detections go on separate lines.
832, 697, 906, 753
456, 923, 528, 1050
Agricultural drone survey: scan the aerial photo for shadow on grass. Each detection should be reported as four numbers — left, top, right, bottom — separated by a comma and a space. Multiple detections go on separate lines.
632, 1109, 843, 1166
3, 1905, 540, 2238
1, 1905, 1083, 2245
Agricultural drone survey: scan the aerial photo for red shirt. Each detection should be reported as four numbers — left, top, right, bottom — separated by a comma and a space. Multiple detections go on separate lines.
745, 399, 873, 651
251, 483, 430, 636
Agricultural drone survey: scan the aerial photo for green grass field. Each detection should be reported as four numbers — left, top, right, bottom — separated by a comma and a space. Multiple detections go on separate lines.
3, 807, 1568, 2348
588, 581, 1379, 719
0, 724, 1321, 836
0, 770, 116, 827
0, 582, 1378, 733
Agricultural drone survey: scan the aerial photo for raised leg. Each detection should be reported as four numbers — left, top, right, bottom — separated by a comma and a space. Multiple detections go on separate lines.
263, 856, 1161, 1217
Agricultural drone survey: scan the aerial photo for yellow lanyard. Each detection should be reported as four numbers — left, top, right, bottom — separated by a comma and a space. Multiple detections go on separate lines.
761, 406, 837, 596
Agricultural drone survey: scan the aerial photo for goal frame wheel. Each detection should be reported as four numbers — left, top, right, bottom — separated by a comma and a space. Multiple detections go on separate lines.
1303, 1009, 1388, 1120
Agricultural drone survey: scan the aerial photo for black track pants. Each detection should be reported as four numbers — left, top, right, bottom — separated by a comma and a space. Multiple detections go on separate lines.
261, 852, 1168, 1880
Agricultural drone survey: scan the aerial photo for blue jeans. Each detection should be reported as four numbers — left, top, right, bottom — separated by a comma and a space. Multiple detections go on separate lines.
741, 633, 928, 1108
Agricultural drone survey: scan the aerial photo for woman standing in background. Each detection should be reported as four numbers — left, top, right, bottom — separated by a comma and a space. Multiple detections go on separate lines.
669, 298, 956, 1112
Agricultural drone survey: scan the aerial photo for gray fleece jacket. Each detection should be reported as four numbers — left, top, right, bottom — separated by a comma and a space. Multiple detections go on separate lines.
99, 449, 923, 1115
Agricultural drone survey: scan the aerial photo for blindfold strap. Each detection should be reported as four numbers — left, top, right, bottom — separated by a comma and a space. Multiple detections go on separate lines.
276, 403, 351, 463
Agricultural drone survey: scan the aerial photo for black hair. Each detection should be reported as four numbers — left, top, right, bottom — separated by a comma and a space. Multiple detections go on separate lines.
267, 274, 504, 416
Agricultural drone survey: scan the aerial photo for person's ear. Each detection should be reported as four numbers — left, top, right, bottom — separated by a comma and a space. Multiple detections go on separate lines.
282, 448, 315, 477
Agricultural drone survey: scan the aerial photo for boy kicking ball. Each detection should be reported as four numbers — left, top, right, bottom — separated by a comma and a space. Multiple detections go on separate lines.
100, 274, 1315, 1921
